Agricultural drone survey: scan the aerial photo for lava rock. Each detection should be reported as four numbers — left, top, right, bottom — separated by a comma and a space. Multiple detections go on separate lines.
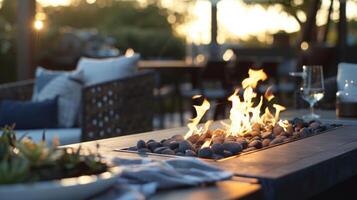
211, 143, 224, 155
185, 149, 197, 157
160, 139, 167, 144
261, 131, 272, 139
273, 124, 284, 136
138, 148, 151, 153
243, 133, 252, 138
162, 149, 175, 155
178, 140, 194, 153
248, 140, 263, 149
147, 139, 155, 144
236, 138, 248, 149
309, 122, 320, 129
251, 136, 261, 141
136, 140, 146, 149
223, 150, 233, 157
243, 147, 256, 152
153, 147, 169, 154
286, 125, 294, 135
250, 130, 260, 137
187, 134, 200, 144
147, 141, 161, 151
172, 134, 185, 141
292, 118, 304, 129
252, 123, 261, 131
270, 137, 284, 145
168, 141, 179, 150
198, 147, 213, 158
225, 135, 236, 142
223, 142, 242, 154
262, 139, 271, 147
280, 131, 291, 137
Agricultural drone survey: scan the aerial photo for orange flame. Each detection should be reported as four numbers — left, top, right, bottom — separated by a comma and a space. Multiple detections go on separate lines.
242, 69, 267, 89
184, 99, 210, 139
184, 68, 286, 139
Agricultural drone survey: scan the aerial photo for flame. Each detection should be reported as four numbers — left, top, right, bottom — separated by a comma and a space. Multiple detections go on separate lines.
201, 139, 212, 149
184, 99, 210, 139
184, 68, 286, 139
242, 69, 267, 89
264, 86, 275, 101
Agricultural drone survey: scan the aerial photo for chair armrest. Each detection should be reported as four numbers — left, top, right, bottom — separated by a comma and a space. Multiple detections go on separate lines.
81, 71, 156, 141
0, 80, 34, 101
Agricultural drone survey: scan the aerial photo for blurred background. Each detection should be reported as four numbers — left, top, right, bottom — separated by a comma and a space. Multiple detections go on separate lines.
1, 0, 357, 127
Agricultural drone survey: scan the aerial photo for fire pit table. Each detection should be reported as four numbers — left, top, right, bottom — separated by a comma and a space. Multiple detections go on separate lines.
65, 110, 357, 200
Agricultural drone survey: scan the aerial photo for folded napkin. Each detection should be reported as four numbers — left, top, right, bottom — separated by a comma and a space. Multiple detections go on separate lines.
91, 157, 232, 200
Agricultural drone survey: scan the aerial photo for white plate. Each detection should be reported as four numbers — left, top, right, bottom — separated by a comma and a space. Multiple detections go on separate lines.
0, 166, 122, 200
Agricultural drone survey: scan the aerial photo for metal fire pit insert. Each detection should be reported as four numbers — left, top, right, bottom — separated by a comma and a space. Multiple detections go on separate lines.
115, 124, 342, 161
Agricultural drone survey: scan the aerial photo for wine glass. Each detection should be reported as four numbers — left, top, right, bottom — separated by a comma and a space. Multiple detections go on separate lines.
300, 65, 325, 120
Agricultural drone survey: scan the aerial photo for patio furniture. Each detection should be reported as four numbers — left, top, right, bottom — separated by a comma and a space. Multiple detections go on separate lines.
138, 60, 204, 126
0, 71, 156, 144
179, 61, 232, 120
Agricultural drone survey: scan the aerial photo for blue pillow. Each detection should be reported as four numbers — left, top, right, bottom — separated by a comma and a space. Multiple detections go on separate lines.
0, 98, 58, 129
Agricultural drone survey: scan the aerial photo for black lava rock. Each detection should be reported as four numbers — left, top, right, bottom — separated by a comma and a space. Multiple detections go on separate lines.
292, 117, 304, 128
168, 141, 179, 150
248, 140, 263, 149
136, 140, 146, 149
171, 134, 185, 141
222, 142, 242, 154
236, 138, 248, 149
211, 143, 224, 155
198, 147, 213, 158
185, 150, 197, 157
187, 134, 200, 144
147, 141, 161, 151
223, 150, 233, 157
162, 149, 175, 155
178, 140, 194, 153
153, 147, 168, 154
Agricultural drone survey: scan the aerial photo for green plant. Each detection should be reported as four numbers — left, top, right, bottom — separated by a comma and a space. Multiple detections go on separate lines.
0, 127, 108, 184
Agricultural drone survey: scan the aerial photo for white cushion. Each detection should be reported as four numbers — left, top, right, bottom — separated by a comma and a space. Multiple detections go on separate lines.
1, 128, 81, 145
77, 54, 140, 86
337, 63, 357, 90
32, 67, 84, 128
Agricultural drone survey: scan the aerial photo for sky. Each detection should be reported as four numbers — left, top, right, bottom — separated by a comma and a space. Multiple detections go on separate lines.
26, 0, 357, 44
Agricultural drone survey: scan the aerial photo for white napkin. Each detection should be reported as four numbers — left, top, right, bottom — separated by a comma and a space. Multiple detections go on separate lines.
91, 157, 232, 200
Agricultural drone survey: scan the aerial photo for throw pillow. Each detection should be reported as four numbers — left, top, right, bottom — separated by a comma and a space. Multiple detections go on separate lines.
0, 98, 58, 129
32, 67, 84, 128
76, 54, 140, 86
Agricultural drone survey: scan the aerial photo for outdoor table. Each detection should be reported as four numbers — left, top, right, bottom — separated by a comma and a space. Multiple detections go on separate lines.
65, 109, 357, 199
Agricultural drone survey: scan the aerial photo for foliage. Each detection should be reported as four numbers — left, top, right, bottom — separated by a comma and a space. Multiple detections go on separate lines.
42, 1, 185, 59
0, 127, 108, 184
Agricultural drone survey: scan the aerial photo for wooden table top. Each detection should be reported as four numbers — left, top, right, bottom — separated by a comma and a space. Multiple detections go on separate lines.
138, 60, 204, 70
67, 129, 262, 200
67, 109, 357, 199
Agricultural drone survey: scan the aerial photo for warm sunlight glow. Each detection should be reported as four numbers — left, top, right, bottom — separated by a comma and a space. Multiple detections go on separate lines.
37, 0, 71, 7
300, 41, 309, 51
86, 0, 97, 4
34, 20, 44, 31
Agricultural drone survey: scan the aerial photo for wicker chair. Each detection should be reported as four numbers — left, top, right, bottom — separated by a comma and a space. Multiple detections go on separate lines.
0, 71, 156, 142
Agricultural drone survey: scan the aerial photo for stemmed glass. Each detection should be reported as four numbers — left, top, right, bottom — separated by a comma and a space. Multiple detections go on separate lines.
300, 65, 325, 120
